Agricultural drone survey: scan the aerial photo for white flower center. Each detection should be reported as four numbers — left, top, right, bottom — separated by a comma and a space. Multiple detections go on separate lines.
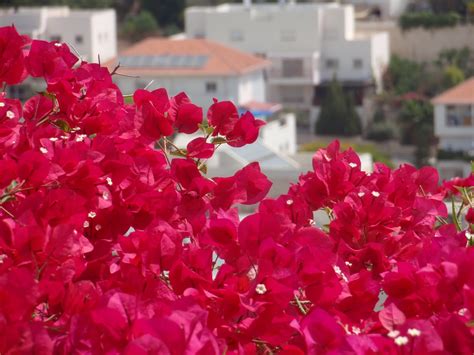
39, 147, 48, 154
255, 283, 267, 295
407, 328, 421, 337
88, 211, 97, 219
372, 191, 380, 197
6, 110, 15, 119
394, 336, 409, 346
387, 330, 400, 338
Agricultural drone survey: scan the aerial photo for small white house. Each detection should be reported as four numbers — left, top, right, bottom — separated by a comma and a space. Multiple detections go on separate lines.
0, 6, 117, 63
107, 38, 270, 110
185, 1, 390, 131
432, 77, 474, 180
432, 78, 474, 154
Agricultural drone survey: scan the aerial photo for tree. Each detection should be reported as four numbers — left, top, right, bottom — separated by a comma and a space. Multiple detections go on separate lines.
316, 78, 362, 136
142, 0, 186, 34
121, 10, 158, 42
443, 65, 465, 89
398, 100, 434, 166
385, 55, 426, 95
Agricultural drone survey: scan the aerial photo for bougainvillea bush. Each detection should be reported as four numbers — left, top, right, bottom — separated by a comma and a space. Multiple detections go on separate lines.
1, 25, 474, 354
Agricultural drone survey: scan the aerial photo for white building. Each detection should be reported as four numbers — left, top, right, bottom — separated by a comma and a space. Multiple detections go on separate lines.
337, 0, 410, 19
432, 78, 474, 179
185, 1, 390, 132
106, 38, 270, 110
432, 78, 474, 153
0, 6, 117, 63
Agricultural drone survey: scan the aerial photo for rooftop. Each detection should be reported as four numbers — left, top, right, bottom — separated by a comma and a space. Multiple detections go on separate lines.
432, 77, 474, 105
187, 2, 341, 13
105, 38, 270, 77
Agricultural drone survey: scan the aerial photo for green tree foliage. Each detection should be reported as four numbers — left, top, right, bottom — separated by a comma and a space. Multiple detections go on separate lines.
443, 65, 465, 88
385, 56, 426, 95
122, 10, 158, 42
142, 0, 185, 34
429, 0, 468, 15
398, 100, 434, 166
316, 78, 362, 137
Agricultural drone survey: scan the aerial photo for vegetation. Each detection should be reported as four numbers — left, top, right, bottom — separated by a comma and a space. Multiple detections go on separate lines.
399, 12, 461, 30
315, 78, 362, 137
398, 100, 434, 167
384, 56, 426, 95
121, 10, 158, 42
438, 149, 474, 161
300, 140, 393, 167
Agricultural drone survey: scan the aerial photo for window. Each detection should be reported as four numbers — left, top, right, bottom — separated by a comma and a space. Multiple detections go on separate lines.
280, 86, 305, 104
50, 35, 62, 42
280, 29, 296, 42
282, 58, 304, 77
446, 105, 472, 127
75, 35, 83, 44
353, 59, 363, 69
230, 30, 244, 42
325, 59, 339, 69
206, 82, 217, 93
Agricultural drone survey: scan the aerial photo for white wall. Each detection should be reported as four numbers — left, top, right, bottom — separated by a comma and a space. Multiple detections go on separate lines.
186, 3, 329, 54
0, 7, 117, 63
90, 10, 117, 63
434, 104, 474, 152
238, 71, 266, 104
115, 70, 266, 111
260, 113, 297, 155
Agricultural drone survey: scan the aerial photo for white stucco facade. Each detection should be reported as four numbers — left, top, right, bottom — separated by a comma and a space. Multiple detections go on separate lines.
185, 2, 389, 129
433, 104, 474, 153
0, 7, 117, 63
114, 70, 266, 111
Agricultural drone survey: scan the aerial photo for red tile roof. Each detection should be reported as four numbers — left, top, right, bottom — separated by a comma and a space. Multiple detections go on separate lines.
432, 77, 474, 104
105, 38, 271, 77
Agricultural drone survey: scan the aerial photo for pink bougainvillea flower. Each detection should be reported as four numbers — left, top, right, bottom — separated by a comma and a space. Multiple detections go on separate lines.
133, 88, 173, 140
187, 137, 215, 159
207, 100, 239, 136
0, 26, 30, 85
226, 111, 265, 148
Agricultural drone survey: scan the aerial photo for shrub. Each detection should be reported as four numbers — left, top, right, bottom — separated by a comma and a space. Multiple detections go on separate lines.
121, 10, 158, 42
399, 12, 461, 30
316, 78, 362, 136
366, 121, 395, 142
0, 25, 473, 354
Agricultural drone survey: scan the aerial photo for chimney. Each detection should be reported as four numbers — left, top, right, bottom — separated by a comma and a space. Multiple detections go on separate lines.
243, 0, 252, 8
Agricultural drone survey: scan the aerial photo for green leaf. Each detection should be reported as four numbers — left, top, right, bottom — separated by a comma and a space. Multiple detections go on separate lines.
39, 91, 56, 101
451, 196, 462, 232
198, 123, 214, 135
5, 180, 18, 193
54, 119, 71, 132
211, 137, 227, 145
199, 163, 207, 174
0, 194, 14, 205
170, 149, 187, 157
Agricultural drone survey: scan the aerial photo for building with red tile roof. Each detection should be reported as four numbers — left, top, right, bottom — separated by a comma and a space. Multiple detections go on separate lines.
106, 38, 271, 109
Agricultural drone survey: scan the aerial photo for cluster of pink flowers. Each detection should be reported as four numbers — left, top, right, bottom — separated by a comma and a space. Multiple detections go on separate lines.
0, 26, 473, 354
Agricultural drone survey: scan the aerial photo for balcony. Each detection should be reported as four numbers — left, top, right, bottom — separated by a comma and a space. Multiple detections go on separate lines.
267, 53, 321, 85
